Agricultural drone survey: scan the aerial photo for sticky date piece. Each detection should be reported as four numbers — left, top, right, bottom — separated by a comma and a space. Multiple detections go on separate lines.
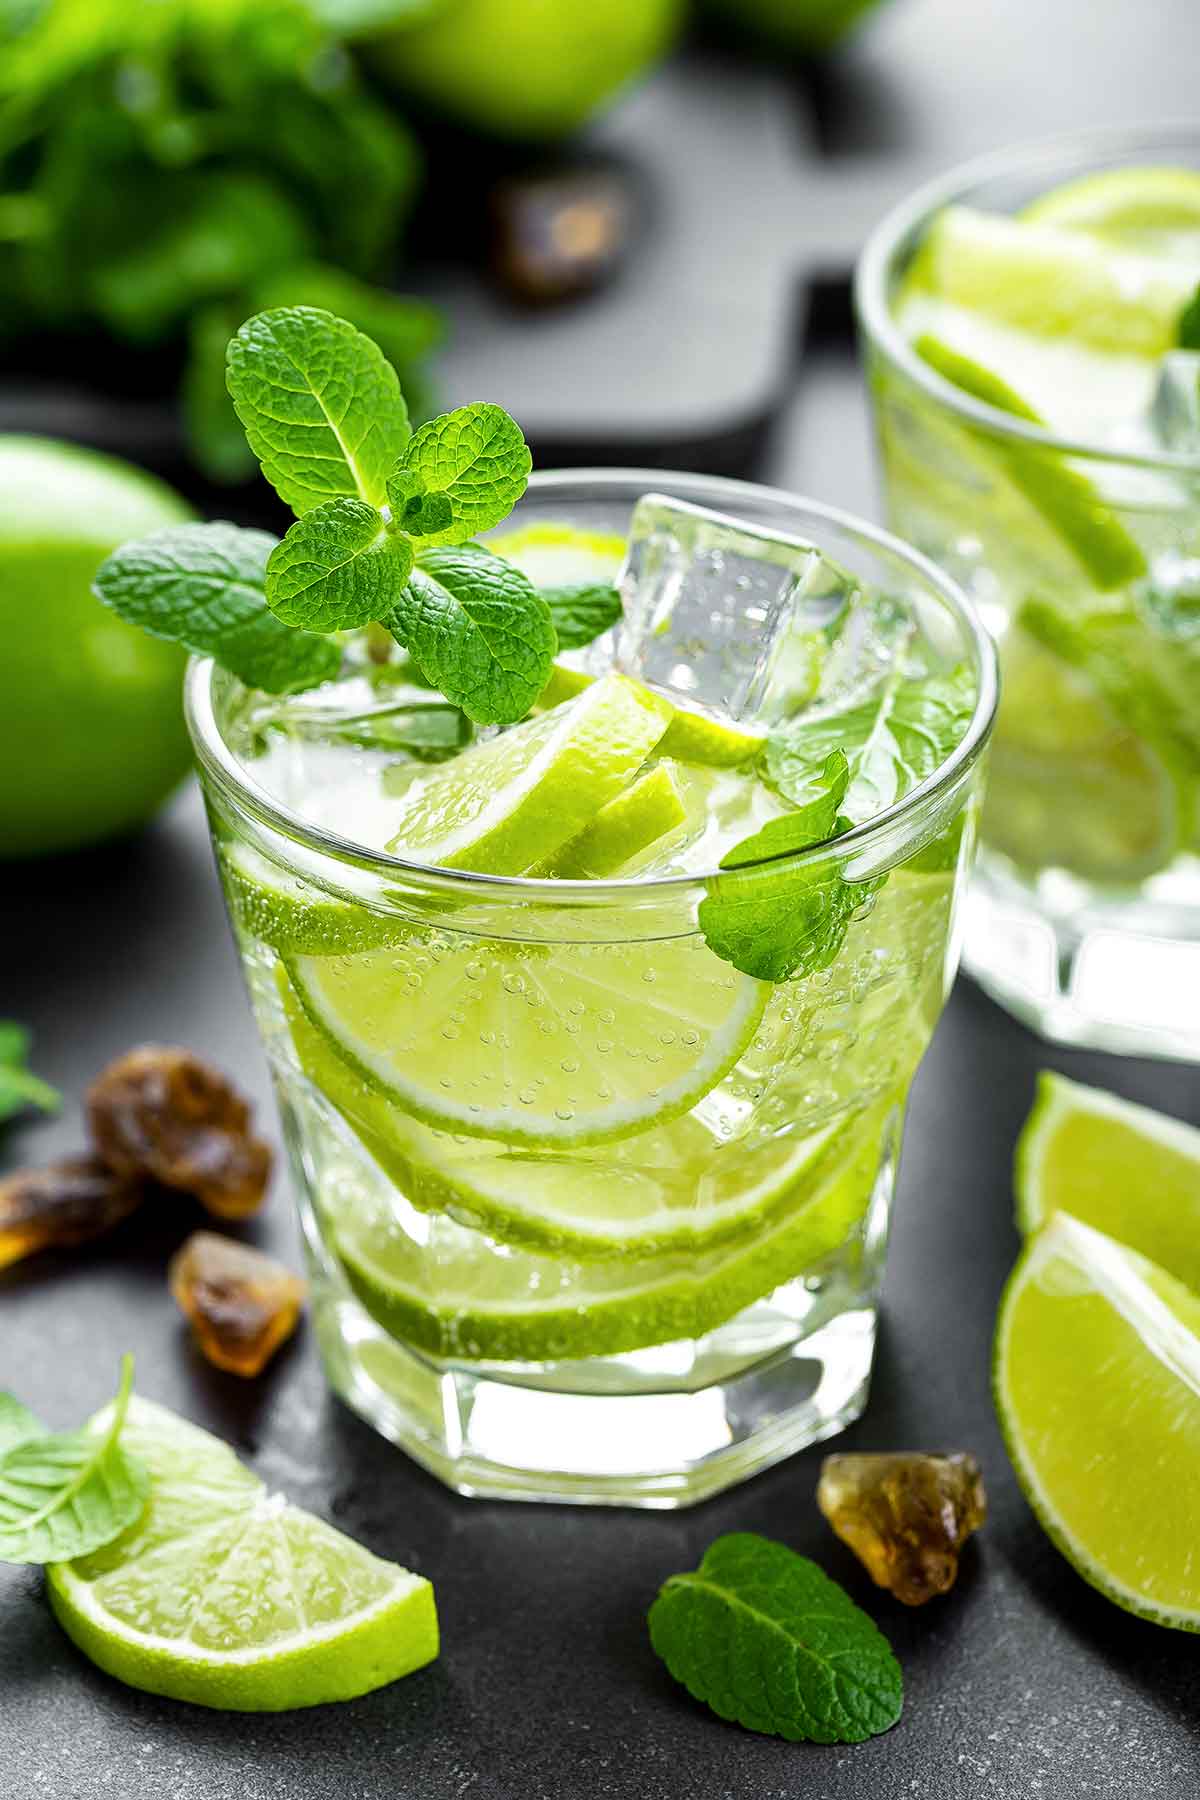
817, 1450, 987, 1605
0, 1155, 143, 1270
88, 1046, 272, 1219
169, 1231, 305, 1376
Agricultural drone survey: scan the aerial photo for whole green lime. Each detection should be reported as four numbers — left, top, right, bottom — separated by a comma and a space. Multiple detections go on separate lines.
0, 437, 195, 858
702, 0, 885, 52
368, 0, 684, 141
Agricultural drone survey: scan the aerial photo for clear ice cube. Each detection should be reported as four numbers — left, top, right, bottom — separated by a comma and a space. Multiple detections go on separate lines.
1150, 350, 1200, 453
613, 494, 862, 727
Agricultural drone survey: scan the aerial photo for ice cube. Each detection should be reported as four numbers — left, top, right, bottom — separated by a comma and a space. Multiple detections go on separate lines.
613, 495, 860, 726
1150, 350, 1200, 452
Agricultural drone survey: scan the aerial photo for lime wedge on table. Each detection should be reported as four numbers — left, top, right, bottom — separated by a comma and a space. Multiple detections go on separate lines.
280, 964, 834, 1257
1016, 1073, 1200, 1291
47, 1398, 437, 1710
995, 1213, 1200, 1631
334, 1106, 887, 1363
985, 623, 1186, 882
909, 204, 1195, 355
285, 924, 766, 1148
911, 333, 1146, 591
534, 762, 686, 877
385, 673, 672, 873
1022, 166, 1200, 258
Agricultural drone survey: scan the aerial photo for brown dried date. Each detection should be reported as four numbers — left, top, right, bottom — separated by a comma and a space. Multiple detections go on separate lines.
0, 1155, 143, 1270
87, 1046, 272, 1220
169, 1230, 305, 1376
817, 1450, 988, 1606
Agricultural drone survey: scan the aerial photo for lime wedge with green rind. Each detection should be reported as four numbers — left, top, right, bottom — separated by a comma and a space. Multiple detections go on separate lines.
909, 205, 1195, 356
333, 1103, 889, 1363
280, 962, 843, 1258
1015, 1072, 1200, 1293
534, 662, 764, 768
995, 1213, 1200, 1632
984, 623, 1186, 882
912, 333, 1146, 591
284, 925, 767, 1149
47, 1398, 438, 1710
534, 762, 686, 877
1022, 166, 1200, 258
384, 672, 672, 873
218, 840, 413, 956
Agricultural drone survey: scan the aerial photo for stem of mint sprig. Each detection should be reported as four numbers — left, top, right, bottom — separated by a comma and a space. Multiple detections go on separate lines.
93, 306, 619, 725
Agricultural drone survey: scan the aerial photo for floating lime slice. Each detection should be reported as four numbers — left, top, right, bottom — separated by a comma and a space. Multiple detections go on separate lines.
333, 1105, 887, 1363
285, 920, 767, 1148
218, 840, 412, 956
1015, 1072, 1200, 1292
385, 672, 672, 873
909, 204, 1195, 356
47, 1398, 438, 1710
486, 520, 626, 586
534, 762, 686, 877
280, 964, 839, 1257
1022, 165, 1200, 258
995, 1213, 1200, 1631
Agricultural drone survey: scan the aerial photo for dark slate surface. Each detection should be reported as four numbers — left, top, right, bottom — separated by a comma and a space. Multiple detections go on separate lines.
4, 0, 1200, 1793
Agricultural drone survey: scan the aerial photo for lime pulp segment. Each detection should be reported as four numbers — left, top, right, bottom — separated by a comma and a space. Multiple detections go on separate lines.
47, 1398, 438, 1710
995, 1212, 1200, 1631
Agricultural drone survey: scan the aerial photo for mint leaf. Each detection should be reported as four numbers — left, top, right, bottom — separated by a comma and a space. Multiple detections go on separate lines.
386, 403, 531, 547
699, 842, 882, 985
226, 306, 410, 518
0, 1397, 43, 1459
1179, 284, 1200, 350
0, 1356, 149, 1566
648, 1532, 902, 1745
265, 497, 411, 631
719, 751, 849, 869
0, 1022, 60, 1124
94, 523, 340, 695
765, 667, 975, 825
539, 581, 622, 651
384, 544, 557, 725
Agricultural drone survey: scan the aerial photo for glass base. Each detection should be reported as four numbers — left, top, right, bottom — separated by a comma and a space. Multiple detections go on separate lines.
964, 853, 1200, 1062
310, 1278, 877, 1508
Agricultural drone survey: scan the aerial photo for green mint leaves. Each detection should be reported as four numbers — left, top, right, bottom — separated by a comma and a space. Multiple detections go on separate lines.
383, 546, 557, 725
267, 498, 411, 631
540, 582, 623, 651
386, 404, 532, 546
648, 1532, 902, 1745
0, 1021, 60, 1125
94, 524, 341, 696
0, 1357, 149, 1566
226, 306, 411, 518
1179, 284, 1200, 350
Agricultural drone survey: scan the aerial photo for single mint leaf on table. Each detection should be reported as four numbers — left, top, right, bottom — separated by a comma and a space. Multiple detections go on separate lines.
266, 497, 412, 630
1179, 284, 1200, 350
0, 1356, 149, 1566
539, 581, 623, 651
0, 1396, 44, 1459
765, 667, 975, 826
226, 305, 411, 517
94, 523, 340, 695
384, 544, 556, 725
648, 1532, 902, 1745
386, 403, 531, 547
0, 1021, 60, 1123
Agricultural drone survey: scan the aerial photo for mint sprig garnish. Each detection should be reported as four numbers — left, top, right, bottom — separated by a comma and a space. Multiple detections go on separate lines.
94, 523, 341, 696
266, 497, 410, 630
540, 582, 623, 650
386, 403, 533, 546
0, 1356, 149, 1566
648, 1532, 902, 1744
0, 1021, 61, 1125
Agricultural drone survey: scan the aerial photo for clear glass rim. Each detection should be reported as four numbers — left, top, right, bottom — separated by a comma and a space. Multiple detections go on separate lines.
184, 468, 998, 900
855, 120, 1200, 471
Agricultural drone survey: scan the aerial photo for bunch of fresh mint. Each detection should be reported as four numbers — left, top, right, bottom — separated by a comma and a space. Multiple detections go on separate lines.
95, 305, 617, 725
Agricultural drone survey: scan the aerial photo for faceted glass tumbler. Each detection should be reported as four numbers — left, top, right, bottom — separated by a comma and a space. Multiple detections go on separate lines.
857, 127, 1200, 1061
186, 472, 995, 1508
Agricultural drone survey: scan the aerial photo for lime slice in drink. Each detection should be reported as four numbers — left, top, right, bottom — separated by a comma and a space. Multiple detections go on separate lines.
385, 672, 672, 873
47, 1397, 438, 1710
219, 840, 412, 955
333, 1105, 887, 1363
487, 520, 625, 586
285, 918, 767, 1148
995, 1212, 1200, 1631
911, 334, 1146, 591
536, 668, 765, 767
280, 963, 837, 1256
534, 763, 686, 877
1022, 166, 1200, 258
909, 204, 1195, 356
1015, 1072, 1200, 1292
985, 624, 1185, 883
